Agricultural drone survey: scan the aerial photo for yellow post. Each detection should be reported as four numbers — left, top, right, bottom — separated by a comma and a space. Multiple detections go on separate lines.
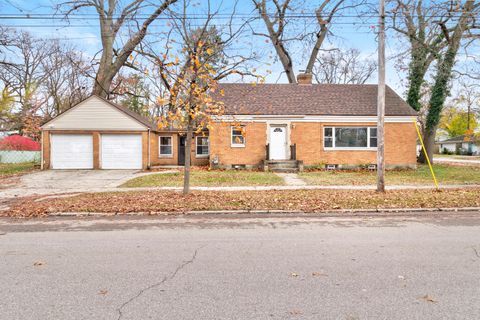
413, 118, 439, 189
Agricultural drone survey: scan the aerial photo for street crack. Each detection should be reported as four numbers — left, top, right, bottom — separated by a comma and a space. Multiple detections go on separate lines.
472, 246, 480, 259
116, 245, 205, 320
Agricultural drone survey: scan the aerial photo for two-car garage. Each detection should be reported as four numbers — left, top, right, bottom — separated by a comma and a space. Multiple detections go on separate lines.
50, 134, 94, 169
42, 96, 153, 170
49, 133, 143, 170
99, 134, 142, 169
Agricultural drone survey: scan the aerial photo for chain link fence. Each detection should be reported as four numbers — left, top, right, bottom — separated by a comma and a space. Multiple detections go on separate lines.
0, 135, 41, 165
0, 150, 41, 164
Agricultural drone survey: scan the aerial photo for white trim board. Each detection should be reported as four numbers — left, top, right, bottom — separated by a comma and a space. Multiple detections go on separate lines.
215, 115, 415, 123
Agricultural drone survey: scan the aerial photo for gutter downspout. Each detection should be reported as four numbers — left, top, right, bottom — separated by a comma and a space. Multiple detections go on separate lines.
147, 129, 151, 169
40, 131, 44, 170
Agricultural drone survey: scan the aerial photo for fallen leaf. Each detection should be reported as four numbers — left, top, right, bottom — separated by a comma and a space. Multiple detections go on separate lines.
98, 289, 108, 296
289, 309, 302, 315
33, 261, 45, 267
312, 271, 328, 277
290, 272, 299, 277
421, 294, 437, 303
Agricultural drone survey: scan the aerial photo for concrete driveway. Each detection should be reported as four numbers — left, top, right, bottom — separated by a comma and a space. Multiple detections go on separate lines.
0, 170, 144, 200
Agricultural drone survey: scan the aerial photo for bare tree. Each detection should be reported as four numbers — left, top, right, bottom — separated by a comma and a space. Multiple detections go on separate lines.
0, 30, 53, 131
57, 0, 178, 98
0, 29, 91, 135
137, 0, 259, 193
419, 0, 480, 163
390, 0, 448, 112
312, 48, 376, 84
41, 43, 91, 118
251, 0, 365, 83
0, 26, 19, 68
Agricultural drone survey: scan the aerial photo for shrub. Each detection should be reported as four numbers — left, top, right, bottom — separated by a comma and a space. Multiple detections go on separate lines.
0, 135, 41, 151
442, 147, 453, 155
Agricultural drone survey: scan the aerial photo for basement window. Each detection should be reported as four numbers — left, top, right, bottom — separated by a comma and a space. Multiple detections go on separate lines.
324, 127, 377, 150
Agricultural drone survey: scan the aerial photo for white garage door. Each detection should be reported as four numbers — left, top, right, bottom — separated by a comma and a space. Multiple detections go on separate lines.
101, 134, 142, 169
51, 134, 93, 169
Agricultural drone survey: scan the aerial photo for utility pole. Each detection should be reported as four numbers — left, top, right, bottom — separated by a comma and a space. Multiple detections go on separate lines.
377, 0, 386, 192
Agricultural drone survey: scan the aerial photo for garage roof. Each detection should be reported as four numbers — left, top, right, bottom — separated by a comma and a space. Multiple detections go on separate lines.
42, 95, 157, 131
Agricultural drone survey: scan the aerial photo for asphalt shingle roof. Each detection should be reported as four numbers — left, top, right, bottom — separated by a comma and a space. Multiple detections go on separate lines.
216, 83, 417, 116
439, 135, 479, 143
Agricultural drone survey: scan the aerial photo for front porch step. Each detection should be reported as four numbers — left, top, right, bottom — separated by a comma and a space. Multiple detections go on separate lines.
270, 167, 299, 173
263, 160, 303, 172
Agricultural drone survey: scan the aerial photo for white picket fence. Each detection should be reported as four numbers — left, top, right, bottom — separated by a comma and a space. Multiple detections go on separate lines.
0, 151, 41, 164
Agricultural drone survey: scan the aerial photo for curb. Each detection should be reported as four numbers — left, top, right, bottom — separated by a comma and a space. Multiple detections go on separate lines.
47, 207, 480, 218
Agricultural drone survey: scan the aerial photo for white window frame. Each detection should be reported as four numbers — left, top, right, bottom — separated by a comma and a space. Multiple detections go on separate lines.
159, 135, 173, 157
369, 127, 378, 148
323, 126, 377, 150
231, 126, 245, 148
195, 136, 209, 158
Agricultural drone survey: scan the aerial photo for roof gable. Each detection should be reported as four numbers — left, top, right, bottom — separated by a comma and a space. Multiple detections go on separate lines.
42, 95, 155, 131
215, 83, 417, 117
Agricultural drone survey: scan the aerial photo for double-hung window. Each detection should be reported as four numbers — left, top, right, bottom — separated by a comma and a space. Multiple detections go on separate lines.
159, 136, 173, 157
231, 126, 245, 147
196, 136, 209, 157
324, 127, 377, 149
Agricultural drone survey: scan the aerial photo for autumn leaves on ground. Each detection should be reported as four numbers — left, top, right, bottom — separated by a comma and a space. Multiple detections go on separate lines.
3, 188, 480, 218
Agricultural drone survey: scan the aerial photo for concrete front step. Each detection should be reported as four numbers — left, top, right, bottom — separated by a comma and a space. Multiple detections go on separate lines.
266, 160, 299, 168
263, 160, 303, 172
270, 167, 299, 173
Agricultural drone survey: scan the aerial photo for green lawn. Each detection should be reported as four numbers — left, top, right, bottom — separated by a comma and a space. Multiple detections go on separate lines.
434, 154, 480, 160
121, 170, 285, 187
0, 162, 37, 177
299, 164, 480, 186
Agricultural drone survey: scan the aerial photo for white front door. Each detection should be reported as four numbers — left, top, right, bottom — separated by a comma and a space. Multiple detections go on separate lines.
101, 134, 143, 169
269, 125, 288, 160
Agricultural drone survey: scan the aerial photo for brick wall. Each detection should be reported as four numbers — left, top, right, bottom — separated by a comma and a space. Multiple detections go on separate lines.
208, 121, 417, 168
290, 122, 417, 167
209, 122, 267, 167
150, 132, 209, 167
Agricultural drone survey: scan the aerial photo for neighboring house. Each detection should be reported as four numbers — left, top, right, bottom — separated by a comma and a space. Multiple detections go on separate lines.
41, 74, 418, 170
437, 135, 479, 155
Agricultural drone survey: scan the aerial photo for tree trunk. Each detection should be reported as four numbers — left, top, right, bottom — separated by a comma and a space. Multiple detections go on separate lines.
92, 70, 116, 98
418, 126, 436, 164
406, 51, 428, 112
183, 120, 193, 195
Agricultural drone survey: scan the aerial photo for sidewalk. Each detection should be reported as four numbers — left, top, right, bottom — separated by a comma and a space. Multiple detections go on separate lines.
2, 183, 480, 200
435, 157, 480, 166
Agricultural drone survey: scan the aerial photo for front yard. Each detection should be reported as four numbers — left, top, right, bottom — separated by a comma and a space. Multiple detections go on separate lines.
0, 162, 37, 178
434, 154, 480, 160
4, 188, 480, 217
299, 164, 480, 186
121, 170, 285, 187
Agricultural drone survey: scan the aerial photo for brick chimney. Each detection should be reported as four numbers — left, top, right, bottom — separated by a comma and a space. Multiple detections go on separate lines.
297, 72, 312, 85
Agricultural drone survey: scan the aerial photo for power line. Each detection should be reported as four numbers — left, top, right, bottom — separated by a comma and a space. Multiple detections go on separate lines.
0, 12, 475, 19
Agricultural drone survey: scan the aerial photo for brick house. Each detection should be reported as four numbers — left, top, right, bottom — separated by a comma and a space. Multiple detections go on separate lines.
41, 76, 417, 170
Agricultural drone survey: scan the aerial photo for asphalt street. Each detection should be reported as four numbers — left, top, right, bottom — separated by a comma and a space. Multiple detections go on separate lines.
0, 213, 479, 320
